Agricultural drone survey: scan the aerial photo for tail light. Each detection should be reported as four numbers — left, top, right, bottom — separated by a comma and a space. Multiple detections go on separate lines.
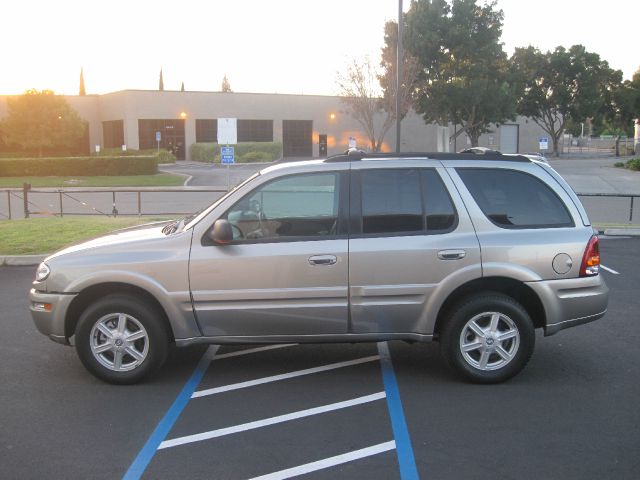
579, 235, 600, 277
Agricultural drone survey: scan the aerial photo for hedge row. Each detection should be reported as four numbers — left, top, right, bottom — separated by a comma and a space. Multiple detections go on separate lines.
0, 156, 158, 177
190, 142, 282, 163
98, 148, 176, 163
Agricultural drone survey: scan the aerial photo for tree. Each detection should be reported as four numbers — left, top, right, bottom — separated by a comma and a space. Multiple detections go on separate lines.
405, 0, 517, 147
336, 57, 393, 152
181, 81, 185, 92
604, 74, 640, 155
159, 68, 164, 91
79, 67, 86, 96
379, 20, 420, 124
221, 75, 232, 92
0, 89, 86, 157
511, 45, 617, 156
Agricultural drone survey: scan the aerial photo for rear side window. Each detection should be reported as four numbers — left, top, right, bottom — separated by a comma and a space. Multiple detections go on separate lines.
457, 168, 573, 228
359, 168, 457, 235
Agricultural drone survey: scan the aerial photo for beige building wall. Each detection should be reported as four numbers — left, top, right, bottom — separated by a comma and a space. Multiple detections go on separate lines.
1, 91, 552, 160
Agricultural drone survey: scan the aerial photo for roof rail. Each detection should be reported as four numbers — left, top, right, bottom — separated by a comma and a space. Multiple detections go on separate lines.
325, 151, 531, 163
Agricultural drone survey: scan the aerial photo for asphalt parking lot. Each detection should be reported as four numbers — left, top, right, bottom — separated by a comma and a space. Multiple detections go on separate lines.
1, 237, 639, 480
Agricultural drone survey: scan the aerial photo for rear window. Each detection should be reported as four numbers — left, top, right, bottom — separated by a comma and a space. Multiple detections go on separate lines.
457, 168, 573, 229
359, 168, 457, 235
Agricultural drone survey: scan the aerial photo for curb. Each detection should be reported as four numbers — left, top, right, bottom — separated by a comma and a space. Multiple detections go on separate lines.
1, 254, 47, 267
603, 228, 640, 236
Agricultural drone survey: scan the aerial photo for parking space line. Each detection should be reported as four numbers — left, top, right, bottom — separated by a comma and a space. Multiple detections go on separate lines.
158, 391, 387, 449
248, 441, 397, 480
600, 265, 620, 274
192, 355, 381, 398
122, 345, 219, 480
377, 342, 419, 480
213, 344, 297, 361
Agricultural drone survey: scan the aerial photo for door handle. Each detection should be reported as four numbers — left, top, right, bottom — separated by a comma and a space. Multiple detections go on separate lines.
437, 249, 466, 260
308, 255, 337, 266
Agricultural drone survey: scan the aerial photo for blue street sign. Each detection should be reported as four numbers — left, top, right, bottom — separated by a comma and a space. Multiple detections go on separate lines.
155, 131, 161, 142
221, 146, 235, 164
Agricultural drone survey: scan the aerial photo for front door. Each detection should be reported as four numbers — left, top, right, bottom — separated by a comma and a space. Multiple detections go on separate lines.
189, 169, 349, 337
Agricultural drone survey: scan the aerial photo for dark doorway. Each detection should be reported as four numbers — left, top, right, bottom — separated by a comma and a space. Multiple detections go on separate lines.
283, 120, 312, 158
138, 119, 186, 160
319, 134, 328, 157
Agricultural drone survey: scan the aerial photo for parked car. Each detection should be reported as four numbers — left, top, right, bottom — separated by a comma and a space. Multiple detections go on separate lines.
30, 151, 608, 384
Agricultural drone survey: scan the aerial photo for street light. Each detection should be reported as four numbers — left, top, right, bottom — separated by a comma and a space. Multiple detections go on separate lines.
179, 111, 187, 119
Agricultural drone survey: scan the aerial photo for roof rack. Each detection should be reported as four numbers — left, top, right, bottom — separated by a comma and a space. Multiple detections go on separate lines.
325, 150, 531, 163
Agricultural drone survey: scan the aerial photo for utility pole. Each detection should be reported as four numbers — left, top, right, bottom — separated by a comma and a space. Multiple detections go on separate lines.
395, 0, 403, 153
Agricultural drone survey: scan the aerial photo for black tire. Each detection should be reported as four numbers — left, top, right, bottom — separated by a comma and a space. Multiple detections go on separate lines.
440, 292, 535, 384
75, 294, 169, 384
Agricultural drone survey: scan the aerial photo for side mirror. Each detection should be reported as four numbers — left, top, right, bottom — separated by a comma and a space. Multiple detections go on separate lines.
210, 219, 233, 244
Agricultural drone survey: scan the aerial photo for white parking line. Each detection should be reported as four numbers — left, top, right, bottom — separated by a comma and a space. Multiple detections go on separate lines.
192, 355, 381, 398
248, 441, 397, 480
211, 344, 297, 361
158, 391, 386, 449
600, 265, 620, 274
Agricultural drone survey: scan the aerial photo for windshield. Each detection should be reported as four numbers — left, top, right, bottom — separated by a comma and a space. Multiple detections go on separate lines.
182, 172, 261, 231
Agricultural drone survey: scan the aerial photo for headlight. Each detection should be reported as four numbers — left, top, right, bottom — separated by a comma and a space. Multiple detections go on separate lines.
35, 263, 50, 282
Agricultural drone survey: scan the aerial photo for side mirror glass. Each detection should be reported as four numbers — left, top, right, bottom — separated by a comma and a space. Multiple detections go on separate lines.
210, 219, 233, 244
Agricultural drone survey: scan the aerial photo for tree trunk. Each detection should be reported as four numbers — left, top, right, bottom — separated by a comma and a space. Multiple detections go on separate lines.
470, 132, 480, 147
615, 135, 620, 157
552, 134, 560, 157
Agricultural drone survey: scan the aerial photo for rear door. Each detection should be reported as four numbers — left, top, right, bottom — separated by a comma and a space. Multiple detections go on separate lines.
348, 160, 481, 335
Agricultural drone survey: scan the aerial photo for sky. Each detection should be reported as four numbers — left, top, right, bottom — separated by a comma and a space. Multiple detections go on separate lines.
1, 0, 638, 96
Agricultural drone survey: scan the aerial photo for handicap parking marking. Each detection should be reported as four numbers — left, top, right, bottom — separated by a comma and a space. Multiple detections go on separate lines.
600, 265, 620, 275
192, 354, 380, 398
248, 441, 397, 480
124, 342, 419, 479
159, 391, 387, 449
378, 342, 420, 480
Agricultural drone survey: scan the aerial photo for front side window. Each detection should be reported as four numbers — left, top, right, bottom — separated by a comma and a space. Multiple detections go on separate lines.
457, 168, 573, 228
225, 172, 339, 241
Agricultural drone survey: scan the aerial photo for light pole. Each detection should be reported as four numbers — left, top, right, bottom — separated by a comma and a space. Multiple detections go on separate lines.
395, 0, 403, 153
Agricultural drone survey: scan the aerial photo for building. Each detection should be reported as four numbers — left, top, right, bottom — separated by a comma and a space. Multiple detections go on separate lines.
0, 90, 550, 160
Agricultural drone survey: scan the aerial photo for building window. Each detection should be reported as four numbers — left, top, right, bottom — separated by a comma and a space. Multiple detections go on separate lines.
237, 119, 273, 142
196, 119, 217, 143
103, 120, 124, 149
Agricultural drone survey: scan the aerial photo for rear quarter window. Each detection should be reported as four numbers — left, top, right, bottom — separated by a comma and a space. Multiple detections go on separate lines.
456, 168, 573, 229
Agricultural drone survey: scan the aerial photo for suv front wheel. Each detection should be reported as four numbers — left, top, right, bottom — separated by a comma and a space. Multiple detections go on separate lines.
75, 294, 169, 384
440, 292, 535, 383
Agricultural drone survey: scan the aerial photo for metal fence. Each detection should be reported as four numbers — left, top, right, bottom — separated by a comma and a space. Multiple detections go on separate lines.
561, 135, 636, 156
0, 186, 227, 220
1, 186, 639, 226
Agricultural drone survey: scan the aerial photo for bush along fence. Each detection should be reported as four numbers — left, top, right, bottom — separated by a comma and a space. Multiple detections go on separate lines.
190, 142, 282, 163
0, 155, 159, 177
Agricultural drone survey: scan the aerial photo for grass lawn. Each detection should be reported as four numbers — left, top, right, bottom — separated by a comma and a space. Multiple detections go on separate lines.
0, 174, 185, 188
0, 216, 173, 255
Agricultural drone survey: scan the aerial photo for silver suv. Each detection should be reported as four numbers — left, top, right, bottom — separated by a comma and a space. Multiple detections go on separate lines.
29, 152, 608, 384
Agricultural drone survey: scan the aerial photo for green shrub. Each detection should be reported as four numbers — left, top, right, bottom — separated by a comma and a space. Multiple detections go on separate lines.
238, 151, 272, 162
625, 158, 640, 171
190, 143, 220, 162
156, 150, 176, 164
614, 161, 625, 168
190, 142, 282, 163
0, 156, 158, 177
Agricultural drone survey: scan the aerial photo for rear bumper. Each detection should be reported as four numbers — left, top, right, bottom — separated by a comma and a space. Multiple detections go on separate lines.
526, 275, 609, 336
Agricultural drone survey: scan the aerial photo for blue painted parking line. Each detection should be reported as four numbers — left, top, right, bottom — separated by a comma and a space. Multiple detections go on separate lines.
122, 346, 218, 480
377, 342, 420, 480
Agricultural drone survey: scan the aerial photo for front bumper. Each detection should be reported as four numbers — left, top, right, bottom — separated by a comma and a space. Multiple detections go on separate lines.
526, 275, 609, 336
29, 288, 77, 345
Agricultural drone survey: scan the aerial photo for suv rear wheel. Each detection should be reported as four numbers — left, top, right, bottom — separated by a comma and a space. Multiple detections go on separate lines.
440, 292, 535, 383
75, 294, 168, 384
